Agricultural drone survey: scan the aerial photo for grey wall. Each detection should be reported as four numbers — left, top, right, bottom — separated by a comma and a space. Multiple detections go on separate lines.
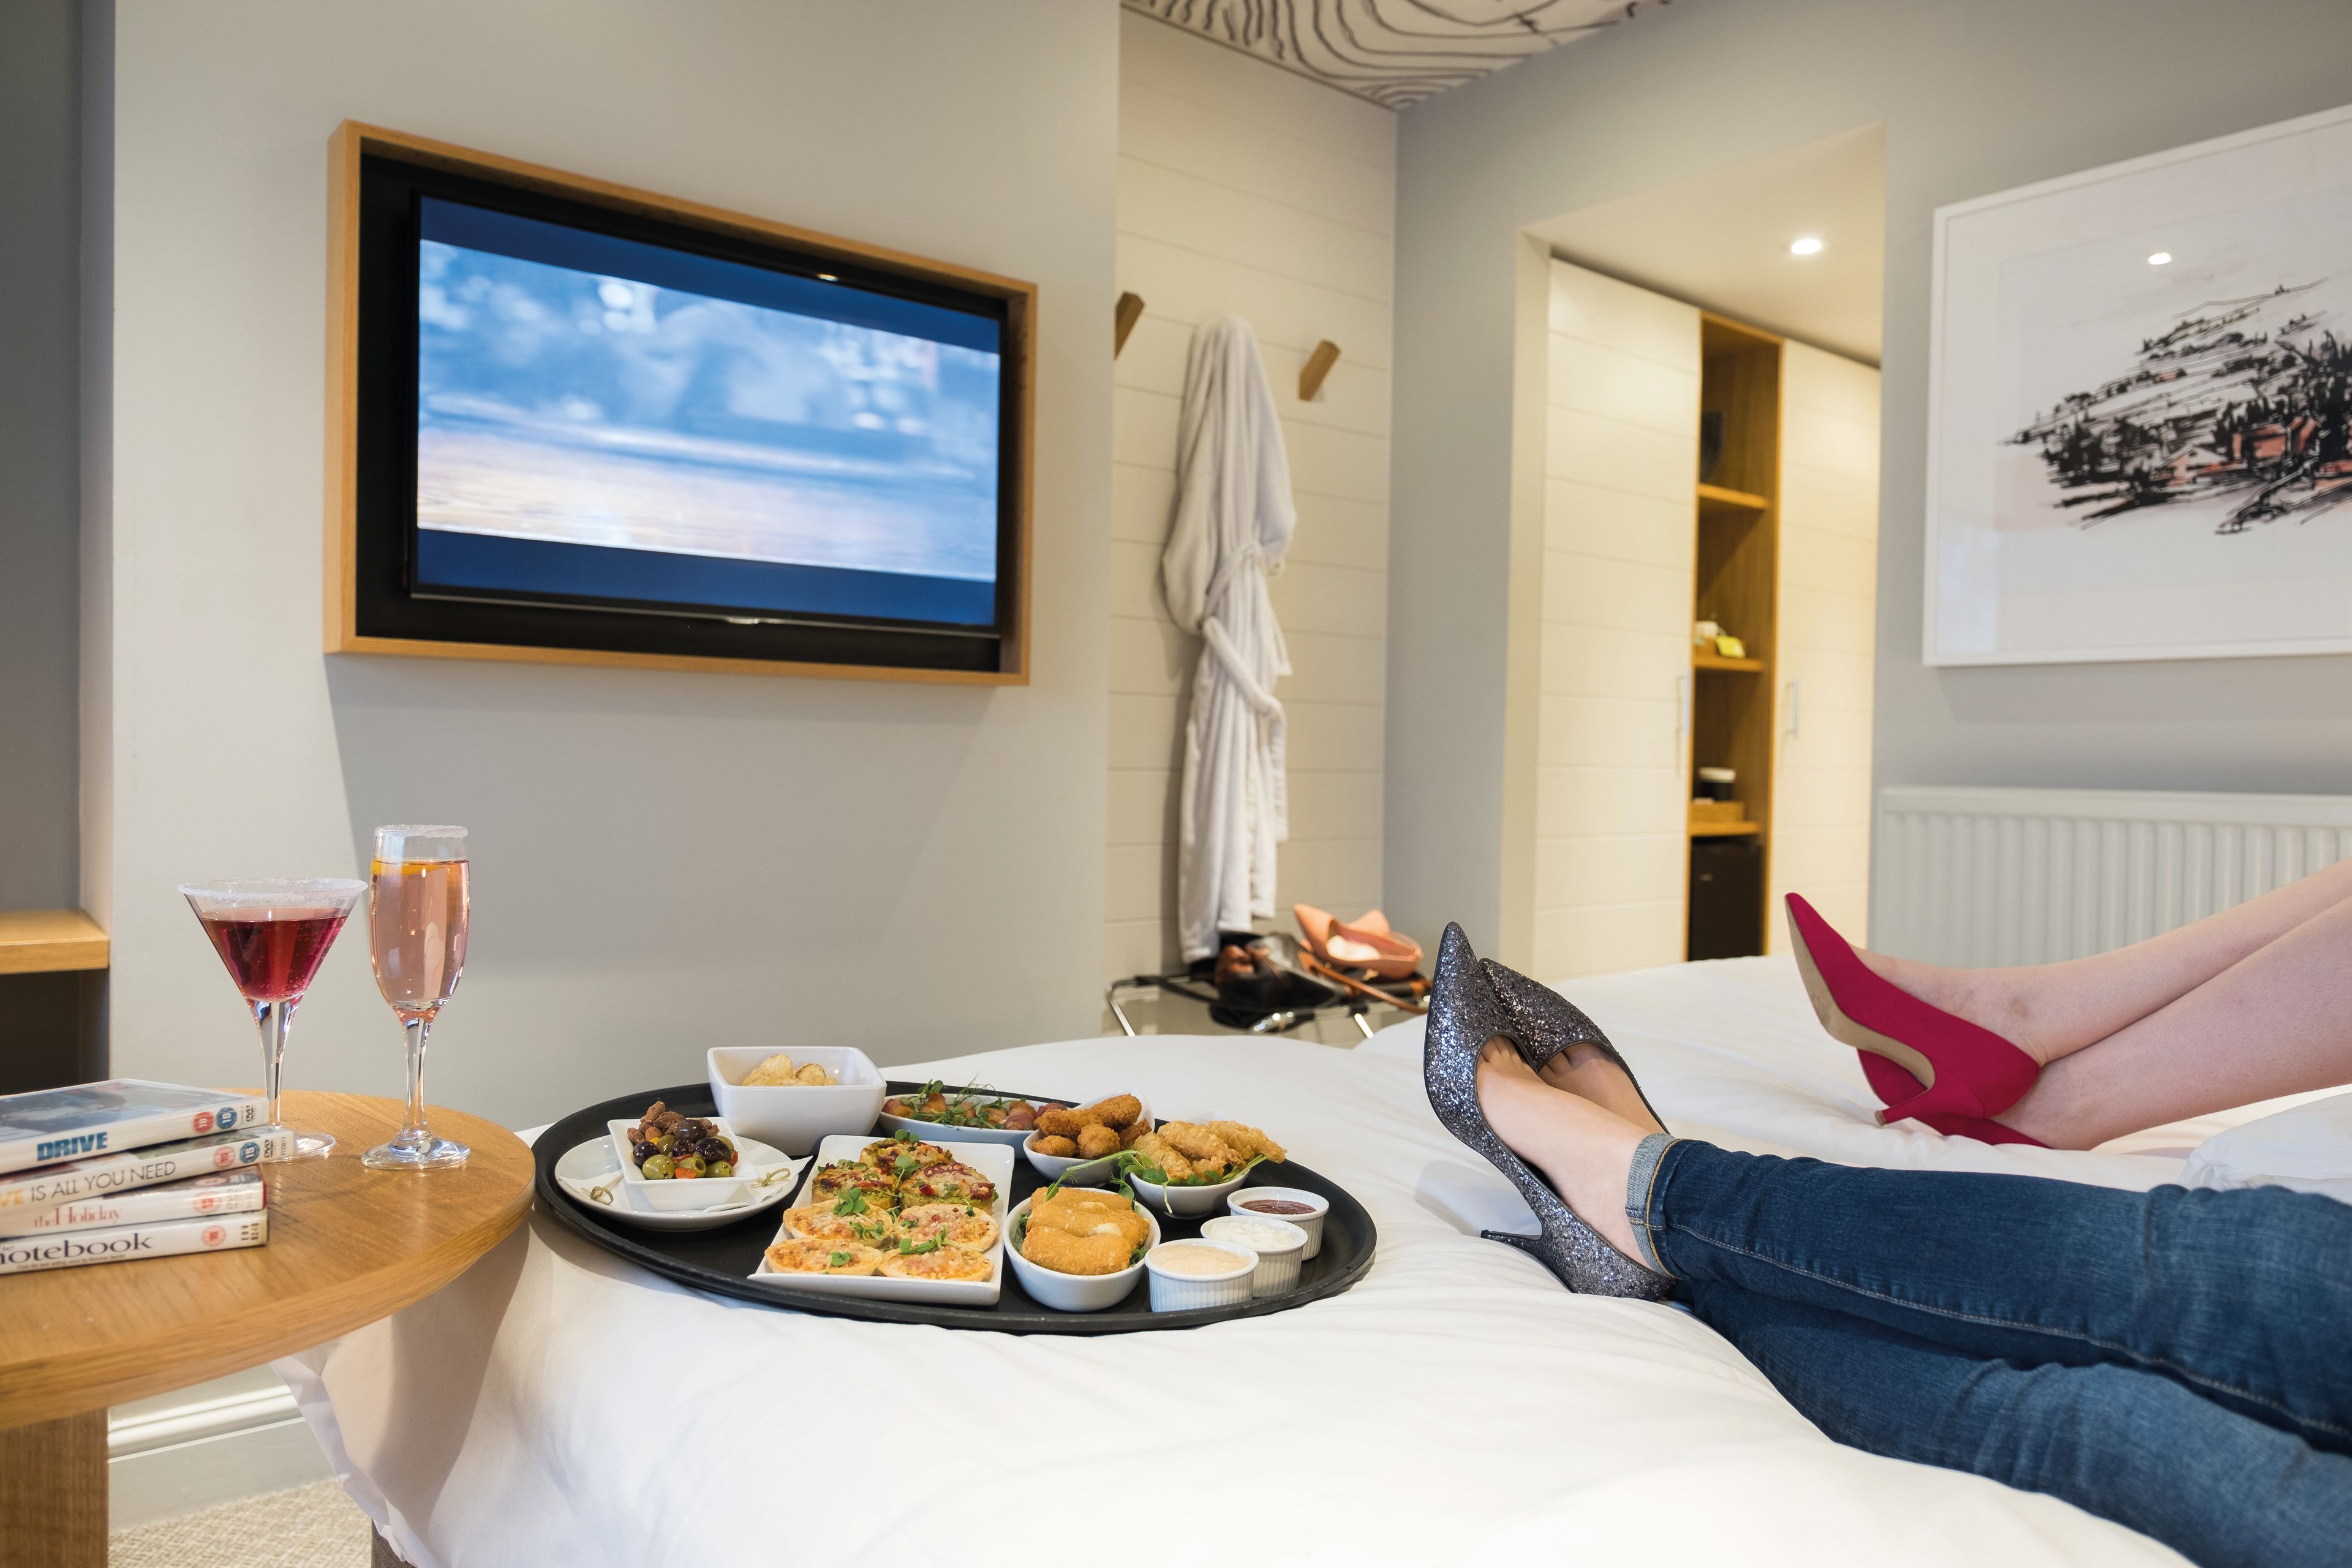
0, 0, 80, 910
91, 0, 1117, 1128
1387, 0, 2352, 951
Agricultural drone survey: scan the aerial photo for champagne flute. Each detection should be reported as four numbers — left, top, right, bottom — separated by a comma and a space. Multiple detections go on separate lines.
362, 825, 472, 1171
180, 878, 368, 1161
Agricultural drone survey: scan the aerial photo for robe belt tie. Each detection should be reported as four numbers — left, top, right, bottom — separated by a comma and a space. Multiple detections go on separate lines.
1201, 616, 1283, 720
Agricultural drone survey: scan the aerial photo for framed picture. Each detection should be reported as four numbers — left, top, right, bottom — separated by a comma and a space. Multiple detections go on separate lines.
1925, 103, 2352, 665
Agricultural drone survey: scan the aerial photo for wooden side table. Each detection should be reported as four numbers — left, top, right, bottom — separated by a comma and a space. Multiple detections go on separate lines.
0, 1091, 535, 1567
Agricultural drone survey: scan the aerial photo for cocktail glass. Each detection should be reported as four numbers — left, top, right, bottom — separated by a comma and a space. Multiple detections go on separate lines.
362, 825, 472, 1171
180, 878, 368, 1162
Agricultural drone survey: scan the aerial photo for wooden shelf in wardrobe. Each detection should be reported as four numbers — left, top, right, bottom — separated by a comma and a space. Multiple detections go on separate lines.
1695, 482, 1770, 512
1688, 818, 1762, 838
0, 910, 108, 975
1692, 650, 1764, 673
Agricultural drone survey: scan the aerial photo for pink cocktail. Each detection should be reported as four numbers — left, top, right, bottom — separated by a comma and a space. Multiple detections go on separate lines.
182, 880, 368, 1161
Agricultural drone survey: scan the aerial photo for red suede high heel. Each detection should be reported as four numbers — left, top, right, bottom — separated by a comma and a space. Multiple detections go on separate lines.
1783, 894, 2043, 1137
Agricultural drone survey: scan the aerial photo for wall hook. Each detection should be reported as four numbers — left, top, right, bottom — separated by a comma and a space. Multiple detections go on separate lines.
1114, 292, 1145, 358
1298, 339, 1341, 401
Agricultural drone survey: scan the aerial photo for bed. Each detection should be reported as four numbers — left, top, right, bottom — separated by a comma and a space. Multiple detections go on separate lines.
283, 955, 2297, 1567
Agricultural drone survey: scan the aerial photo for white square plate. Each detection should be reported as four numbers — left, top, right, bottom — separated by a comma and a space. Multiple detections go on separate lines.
747, 1134, 1012, 1305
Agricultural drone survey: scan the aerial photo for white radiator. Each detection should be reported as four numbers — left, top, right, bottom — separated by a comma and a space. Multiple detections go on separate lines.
1873, 785, 2352, 967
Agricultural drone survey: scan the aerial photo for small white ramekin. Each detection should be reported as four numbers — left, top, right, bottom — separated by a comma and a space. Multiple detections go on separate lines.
1143, 1240, 1257, 1311
1226, 1186, 1329, 1260
1201, 1215, 1307, 1297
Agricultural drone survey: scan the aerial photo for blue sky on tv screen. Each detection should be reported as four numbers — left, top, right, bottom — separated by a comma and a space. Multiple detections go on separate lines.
414, 223, 1001, 584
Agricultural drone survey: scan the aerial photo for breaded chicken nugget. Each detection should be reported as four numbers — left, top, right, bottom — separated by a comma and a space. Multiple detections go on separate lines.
1087, 1094, 1144, 1130
1031, 1134, 1079, 1158
1205, 1120, 1286, 1163
1129, 1130, 1194, 1181
1161, 1122, 1243, 1170
1076, 1123, 1121, 1159
1020, 1221, 1133, 1276
1120, 1120, 1152, 1150
1036, 1106, 1107, 1139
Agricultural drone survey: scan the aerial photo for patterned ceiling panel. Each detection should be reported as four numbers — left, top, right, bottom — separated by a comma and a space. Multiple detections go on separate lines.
1126, 0, 1670, 108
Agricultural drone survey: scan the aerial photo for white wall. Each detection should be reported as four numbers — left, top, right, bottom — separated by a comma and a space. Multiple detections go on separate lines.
1387, 0, 2352, 954
1105, 13, 1393, 979
90, 0, 1117, 1127
1528, 261, 1697, 976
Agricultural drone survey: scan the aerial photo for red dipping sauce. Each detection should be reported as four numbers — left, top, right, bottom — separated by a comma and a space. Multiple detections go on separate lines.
1242, 1199, 1316, 1215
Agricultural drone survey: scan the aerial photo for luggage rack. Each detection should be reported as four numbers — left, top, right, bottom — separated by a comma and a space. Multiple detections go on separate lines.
1103, 967, 1424, 1041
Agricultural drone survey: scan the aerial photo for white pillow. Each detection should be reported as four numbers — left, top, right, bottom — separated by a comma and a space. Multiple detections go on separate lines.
2180, 1091, 2352, 1202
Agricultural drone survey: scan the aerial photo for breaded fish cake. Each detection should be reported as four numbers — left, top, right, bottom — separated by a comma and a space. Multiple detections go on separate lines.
881, 1246, 993, 1282
861, 1135, 949, 1174
763, 1239, 882, 1276
781, 1204, 900, 1249
1028, 1189, 1153, 1250
899, 1161, 997, 1206
1087, 1094, 1144, 1130
1030, 1133, 1080, 1158
897, 1202, 998, 1252
1020, 1221, 1134, 1276
1205, 1120, 1286, 1163
1076, 1123, 1121, 1159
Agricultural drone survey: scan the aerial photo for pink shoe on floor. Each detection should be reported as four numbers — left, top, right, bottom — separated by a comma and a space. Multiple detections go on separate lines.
1783, 893, 2043, 1139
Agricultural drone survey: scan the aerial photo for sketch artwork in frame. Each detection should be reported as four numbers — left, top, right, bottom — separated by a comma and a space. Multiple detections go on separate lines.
1926, 103, 2352, 665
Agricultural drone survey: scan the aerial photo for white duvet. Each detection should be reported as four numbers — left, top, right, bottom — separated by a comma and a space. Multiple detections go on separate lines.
287, 956, 2320, 1567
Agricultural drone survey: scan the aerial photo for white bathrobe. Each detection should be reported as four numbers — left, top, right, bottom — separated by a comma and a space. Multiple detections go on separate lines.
1162, 317, 1297, 963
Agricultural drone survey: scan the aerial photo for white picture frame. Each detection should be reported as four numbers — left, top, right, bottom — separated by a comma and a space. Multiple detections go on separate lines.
1924, 102, 2352, 666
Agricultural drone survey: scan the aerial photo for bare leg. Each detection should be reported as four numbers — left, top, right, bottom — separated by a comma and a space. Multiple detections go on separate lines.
1474, 1038, 1649, 1257
1855, 857, 2352, 1065
2003, 894, 2352, 1147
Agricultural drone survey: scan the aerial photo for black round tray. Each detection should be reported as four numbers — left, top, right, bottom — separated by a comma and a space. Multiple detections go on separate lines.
533, 1082, 1377, 1334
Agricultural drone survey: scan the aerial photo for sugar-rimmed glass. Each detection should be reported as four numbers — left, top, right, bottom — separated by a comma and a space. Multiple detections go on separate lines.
363, 825, 471, 1171
180, 878, 368, 1162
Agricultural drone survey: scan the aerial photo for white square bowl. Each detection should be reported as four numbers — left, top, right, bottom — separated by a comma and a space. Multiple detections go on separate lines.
707, 1046, 889, 1158
606, 1116, 759, 1212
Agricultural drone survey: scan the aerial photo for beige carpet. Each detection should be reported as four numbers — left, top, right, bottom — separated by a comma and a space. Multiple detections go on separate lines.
110, 1479, 373, 1568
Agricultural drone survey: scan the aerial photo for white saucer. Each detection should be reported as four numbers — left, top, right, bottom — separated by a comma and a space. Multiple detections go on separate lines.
554, 1134, 805, 1232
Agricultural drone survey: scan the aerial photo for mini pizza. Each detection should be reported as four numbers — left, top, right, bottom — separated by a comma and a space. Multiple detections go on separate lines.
781, 1204, 900, 1250
895, 1202, 998, 1253
879, 1246, 993, 1283
763, 1240, 884, 1276
861, 1135, 950, 1174
809, 1161, 898, 1207
898, 1161, 998, 1207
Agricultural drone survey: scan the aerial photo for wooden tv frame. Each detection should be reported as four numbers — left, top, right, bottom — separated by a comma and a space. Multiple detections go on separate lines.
324, 121, 1035, 685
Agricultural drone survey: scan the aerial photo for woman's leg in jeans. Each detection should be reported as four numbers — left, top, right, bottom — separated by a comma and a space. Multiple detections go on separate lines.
1632, 1139, 2352, 1449
1686, 1280, 2352, 1568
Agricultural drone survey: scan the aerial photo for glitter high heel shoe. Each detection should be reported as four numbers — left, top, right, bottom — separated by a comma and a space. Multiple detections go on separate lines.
1478, 957, 1668, 1134
1423, 923, 1673, 1299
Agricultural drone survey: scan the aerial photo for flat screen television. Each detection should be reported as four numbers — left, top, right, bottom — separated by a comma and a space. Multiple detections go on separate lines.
327, 124, 1032, 680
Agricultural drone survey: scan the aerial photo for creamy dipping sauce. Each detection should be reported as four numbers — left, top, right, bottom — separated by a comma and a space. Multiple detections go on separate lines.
1148, 1242, 1250, 1276
1203, 1218, 1300, 1251
1242, 1199, 1316, 1216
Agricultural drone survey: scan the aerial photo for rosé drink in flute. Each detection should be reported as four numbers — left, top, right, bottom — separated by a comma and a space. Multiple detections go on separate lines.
362, 825, 472, 1170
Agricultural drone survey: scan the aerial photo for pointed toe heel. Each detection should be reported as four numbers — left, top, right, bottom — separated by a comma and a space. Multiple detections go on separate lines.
1782, 893, 2040, 1129
1423, 923, 1673, 1301
1478, 957, 1668, 1133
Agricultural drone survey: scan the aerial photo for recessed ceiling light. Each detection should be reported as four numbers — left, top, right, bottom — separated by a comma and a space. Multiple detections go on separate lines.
2147, 252, 2173, 266
1789, 236, 1824, 257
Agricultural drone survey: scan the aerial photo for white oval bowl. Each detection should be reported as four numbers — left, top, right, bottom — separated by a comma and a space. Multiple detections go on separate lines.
1142, 1239, 1257, 1311
1127, 1166, 1252, 1218
1020, 1099, 1153, 1187
1004, 1196, 1159, 1313
1225, 1186, 1330, 1259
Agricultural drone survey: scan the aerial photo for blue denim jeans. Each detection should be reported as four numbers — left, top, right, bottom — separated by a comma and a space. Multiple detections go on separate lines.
1630, 1139, 2352, 1568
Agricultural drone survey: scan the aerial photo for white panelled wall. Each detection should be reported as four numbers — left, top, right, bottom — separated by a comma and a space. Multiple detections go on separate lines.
1106, 13, 1395, 980
1768, 344, 1880, 947
1533, 262, 1700, 976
